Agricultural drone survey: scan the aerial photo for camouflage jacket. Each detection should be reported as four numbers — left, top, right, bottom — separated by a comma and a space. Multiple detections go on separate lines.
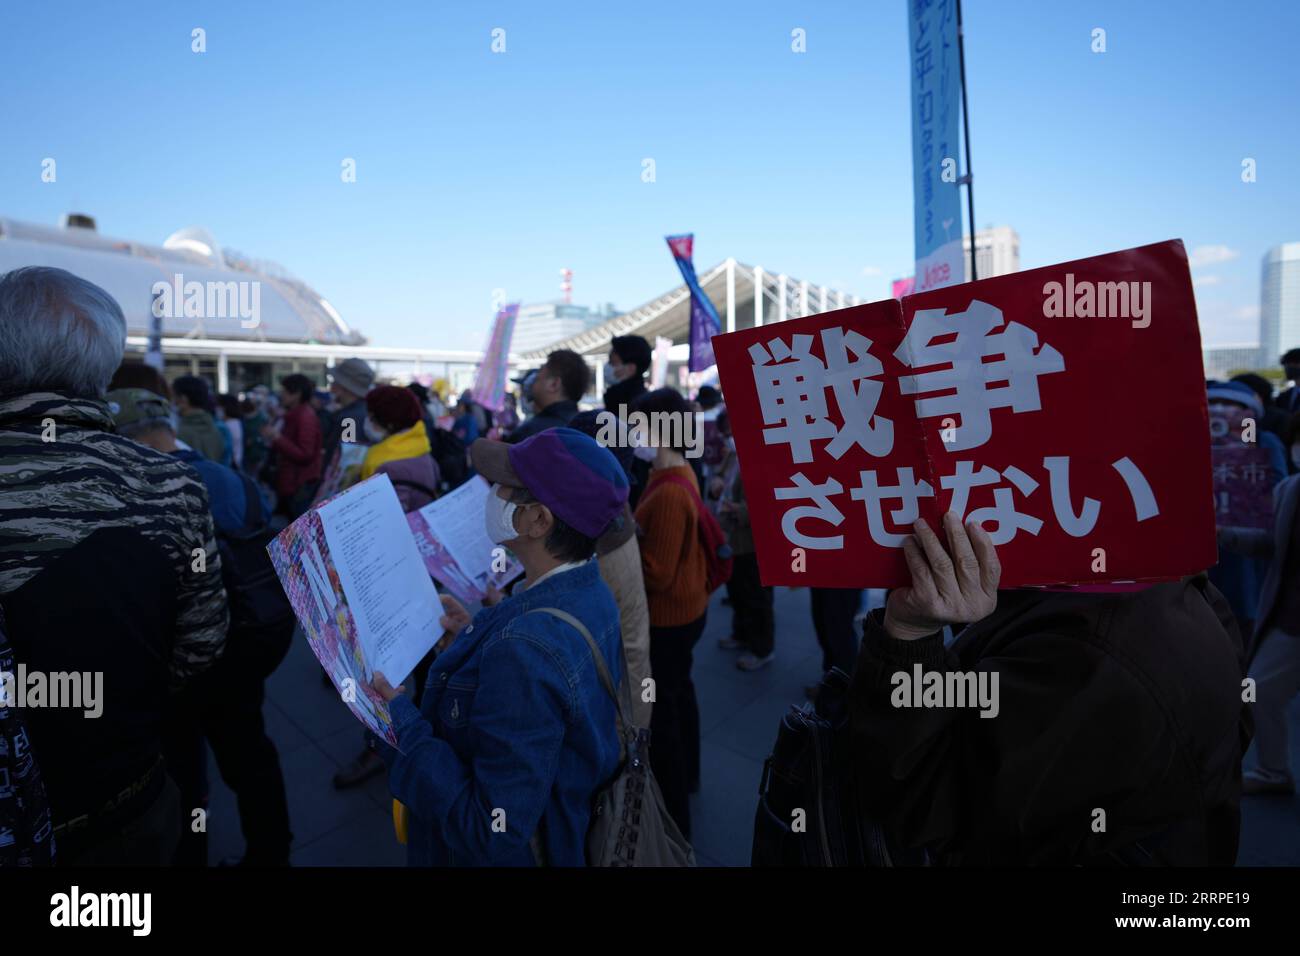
0, 391, 227, 687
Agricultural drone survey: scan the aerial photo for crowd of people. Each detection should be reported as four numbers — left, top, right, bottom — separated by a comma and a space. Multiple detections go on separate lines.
1, 264, 1299, 868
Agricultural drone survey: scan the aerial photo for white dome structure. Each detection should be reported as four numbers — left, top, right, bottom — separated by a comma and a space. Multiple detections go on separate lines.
0, 214, 363, 346
162, 225, 223, 263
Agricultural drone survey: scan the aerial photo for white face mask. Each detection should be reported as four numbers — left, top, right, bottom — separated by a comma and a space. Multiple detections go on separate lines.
633, 444, 657, 462
363, 418, 387, 443
484, 484, 520, 544
604, 362, 622, 385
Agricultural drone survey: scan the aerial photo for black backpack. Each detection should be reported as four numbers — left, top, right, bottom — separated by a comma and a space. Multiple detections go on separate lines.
217, 474, 295, 678
429, 426, 469, 493
752, 667, 929, 867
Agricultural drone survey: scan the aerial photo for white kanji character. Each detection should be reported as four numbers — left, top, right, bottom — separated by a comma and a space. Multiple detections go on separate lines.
1112, 457, 1159, 521
1241, 460, 1270, 484
821, 327, 893, 459
967, 465, 1043, 544
750, 328, 892, 463
939, 459, 1001, 520
849, 467, 935, 547
774, 472, 845, 549
750, 334, 836, 463
896, 299, 1065, 451
1043, 455, 1100, 537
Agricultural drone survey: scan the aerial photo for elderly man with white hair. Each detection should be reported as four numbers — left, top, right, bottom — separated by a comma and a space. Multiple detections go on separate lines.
0, 266, 228, 866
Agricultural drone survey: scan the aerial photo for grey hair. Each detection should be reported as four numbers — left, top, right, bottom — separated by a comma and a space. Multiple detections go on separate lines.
0, 266, 127, 399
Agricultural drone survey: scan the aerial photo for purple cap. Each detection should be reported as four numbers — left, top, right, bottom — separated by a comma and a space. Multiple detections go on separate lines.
470, 428, 630, 539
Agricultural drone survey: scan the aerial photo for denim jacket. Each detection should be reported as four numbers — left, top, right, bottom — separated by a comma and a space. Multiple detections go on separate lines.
380, 559, 623, 866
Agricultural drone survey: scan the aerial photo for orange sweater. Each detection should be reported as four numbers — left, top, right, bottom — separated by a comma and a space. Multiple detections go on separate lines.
635, 466, 710, 628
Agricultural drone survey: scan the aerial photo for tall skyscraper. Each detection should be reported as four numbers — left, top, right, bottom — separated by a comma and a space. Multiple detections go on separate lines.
1260, 242, 1300, 364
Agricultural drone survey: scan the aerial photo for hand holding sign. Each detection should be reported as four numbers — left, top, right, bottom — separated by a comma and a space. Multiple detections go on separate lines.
884, 513, 1001, 641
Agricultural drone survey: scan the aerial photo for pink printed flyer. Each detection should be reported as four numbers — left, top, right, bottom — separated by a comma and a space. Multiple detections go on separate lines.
266, 473, 443, 743
407, 476, 523, 604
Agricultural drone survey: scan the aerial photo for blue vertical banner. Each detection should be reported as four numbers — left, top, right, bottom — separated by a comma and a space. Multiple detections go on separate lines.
666, 233, 722, 372
471, 302, 519, 412
908, 0, 964, 293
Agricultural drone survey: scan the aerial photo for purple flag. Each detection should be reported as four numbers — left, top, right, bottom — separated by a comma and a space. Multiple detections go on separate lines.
666, 234, 722, 372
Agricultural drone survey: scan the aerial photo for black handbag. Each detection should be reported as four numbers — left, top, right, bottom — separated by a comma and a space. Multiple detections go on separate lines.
752, 667, 927, 867
216, 474, 295, 678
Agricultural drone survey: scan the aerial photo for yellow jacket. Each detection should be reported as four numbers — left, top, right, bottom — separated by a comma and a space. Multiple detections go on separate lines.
360, 422, 431, 481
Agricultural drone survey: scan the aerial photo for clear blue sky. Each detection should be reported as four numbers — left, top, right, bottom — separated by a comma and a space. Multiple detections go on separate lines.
2, 0, 1296, 350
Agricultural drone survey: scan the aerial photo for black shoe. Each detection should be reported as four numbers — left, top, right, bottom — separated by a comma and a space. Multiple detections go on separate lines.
333, 749, 385, 789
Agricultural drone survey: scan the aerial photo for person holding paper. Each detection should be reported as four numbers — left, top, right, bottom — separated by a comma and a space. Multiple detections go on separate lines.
369, 428, 628, 866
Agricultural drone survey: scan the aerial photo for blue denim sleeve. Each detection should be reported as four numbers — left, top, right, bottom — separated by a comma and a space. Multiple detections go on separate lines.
384, 629, 573, 865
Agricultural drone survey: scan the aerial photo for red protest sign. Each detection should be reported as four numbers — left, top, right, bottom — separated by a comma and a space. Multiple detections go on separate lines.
713, 239, 1215, 588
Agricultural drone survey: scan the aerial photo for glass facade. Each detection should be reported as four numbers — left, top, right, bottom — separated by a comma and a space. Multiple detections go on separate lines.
1261, 242, 1300, 362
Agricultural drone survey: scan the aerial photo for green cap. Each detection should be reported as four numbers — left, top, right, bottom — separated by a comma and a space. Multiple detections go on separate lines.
105, 388, 173, 429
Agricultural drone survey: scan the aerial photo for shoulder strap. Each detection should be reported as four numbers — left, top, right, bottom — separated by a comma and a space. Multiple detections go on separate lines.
647, 470, 705, 511
525, 606, 634, 742
524, 604, 628, 871
657, 471, 708, 513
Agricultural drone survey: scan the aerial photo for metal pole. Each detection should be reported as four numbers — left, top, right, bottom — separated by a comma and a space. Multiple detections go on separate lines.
726, 258, 736, 333
957, 0, 977, 281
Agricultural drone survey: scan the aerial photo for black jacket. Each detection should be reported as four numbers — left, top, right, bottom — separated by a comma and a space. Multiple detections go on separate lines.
507, 400, 580, 444
848, 577, 1251, 865
603, 374, 646, 413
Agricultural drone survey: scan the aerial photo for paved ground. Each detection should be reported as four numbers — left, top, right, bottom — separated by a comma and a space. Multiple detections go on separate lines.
205, 587, 1300, 866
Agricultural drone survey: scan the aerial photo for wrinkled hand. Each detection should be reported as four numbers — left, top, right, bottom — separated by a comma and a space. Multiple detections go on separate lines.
884, 513, 1000, 641
439, 593, 471, 637
368, 670, 404, 703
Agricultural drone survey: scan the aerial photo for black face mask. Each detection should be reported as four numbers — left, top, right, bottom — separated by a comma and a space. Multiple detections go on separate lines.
1285, 365, 1300, 382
